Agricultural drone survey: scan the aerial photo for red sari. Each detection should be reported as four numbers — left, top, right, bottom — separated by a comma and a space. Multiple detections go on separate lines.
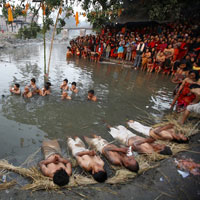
177, 82, 196, 109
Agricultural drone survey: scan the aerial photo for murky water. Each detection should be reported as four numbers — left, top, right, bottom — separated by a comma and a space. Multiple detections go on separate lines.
0, 42, 175, 164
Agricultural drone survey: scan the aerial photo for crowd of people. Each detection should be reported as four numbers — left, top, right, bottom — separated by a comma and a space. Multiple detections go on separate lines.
67, 22, 200, 123
9, 78, 97, 102
68, 22, 200, 75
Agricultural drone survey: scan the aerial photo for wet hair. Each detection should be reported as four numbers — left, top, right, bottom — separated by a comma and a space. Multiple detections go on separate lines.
15, 83, 20, 88
125, 161, 139, 173
172, 138, 189, 144
63, 79, 68, 83
46, 82, 52, 86
88, 90, 94, 95
189, 84, 200, 89
53, 168, 69, 186
159, 146, 172, 155
189, 70, 199, 81
92, 171, 107, 183
44, 84, 50, 90
72, 82, 76, 86
31, 78, 36, 83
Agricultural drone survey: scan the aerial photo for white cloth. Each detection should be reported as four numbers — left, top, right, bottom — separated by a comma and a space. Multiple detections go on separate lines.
136, 43, 145, 52
109, 125, 136, 146
187, 103, 200, 114
127, 121, 152, 136
67, 137, 88, 157
86, 137, 108, 154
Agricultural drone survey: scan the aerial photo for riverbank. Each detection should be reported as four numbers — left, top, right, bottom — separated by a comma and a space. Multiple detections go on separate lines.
0, 133, 199, 200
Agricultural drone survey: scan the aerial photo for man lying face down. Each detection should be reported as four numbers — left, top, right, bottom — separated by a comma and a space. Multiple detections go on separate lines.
108, 125, 172, 155
127, 120, 188, 143
39, 140, 72, 186
84, 135, 139, 173
67, 137, 107, 183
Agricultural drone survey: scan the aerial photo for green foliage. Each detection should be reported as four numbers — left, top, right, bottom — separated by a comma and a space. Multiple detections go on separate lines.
17, 22, 41, 39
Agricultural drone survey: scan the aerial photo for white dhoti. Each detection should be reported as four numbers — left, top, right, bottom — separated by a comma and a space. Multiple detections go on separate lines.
85, 136, 109, 154
127, 121, 152, 136
67, 137, 88, 157
109, 125, 136, 146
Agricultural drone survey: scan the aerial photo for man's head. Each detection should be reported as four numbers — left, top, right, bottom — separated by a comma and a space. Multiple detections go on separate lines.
88, 90, 95, 98
123, 157, 139, 172
71, 82, 77, 89
63, 79, 68, 85
92, 170, 107, 183
31, 78, 36, 84
159, 146, 172, 155
14, 83, 20, 89
53, 168, 69, 186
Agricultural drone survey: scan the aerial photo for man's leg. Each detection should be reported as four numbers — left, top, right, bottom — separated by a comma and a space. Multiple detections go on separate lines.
133, 54, 139, 67
180, 109, 190, 124
136, 55, 142, 68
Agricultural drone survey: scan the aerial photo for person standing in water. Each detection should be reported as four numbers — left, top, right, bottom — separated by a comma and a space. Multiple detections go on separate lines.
70, 82, 78, 93
28, 78, 39, 95
10, 83, 21, 95
88, 90, 97, 102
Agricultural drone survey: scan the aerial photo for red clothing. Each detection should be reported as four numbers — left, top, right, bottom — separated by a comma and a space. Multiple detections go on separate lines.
177, 82, 196, 108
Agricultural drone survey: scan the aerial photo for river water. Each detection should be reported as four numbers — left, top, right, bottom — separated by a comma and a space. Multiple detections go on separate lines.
0, 42, 175, 165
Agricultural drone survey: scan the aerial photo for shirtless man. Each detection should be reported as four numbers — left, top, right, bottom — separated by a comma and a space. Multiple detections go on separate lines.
60, 79, 69, 91
10, 83, 21, 95
88, 90, 97, 102
84, 135, 139, 172
28, 78, 39, 95
39, 140, 72, 186
67, 137, 107, 182
108, 125, 172, 155
39, 82, 51, 96
22, 86, 32, 98
70, 82, 78, 93
127, 120, 188, 143
155, 51, 166, 73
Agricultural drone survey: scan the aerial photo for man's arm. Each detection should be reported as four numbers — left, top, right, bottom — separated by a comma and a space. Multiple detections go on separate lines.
134, 137, 155, 146
153, 124, 174, 136
104, 147, 128, 154
39, 161, 51, 177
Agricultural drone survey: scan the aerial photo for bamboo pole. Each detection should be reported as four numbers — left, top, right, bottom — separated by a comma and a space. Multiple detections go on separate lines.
47, 1, 63, 77
42, 8, 46, 76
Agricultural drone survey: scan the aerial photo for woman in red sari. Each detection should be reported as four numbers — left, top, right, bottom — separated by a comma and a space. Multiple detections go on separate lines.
171, 70, 200, 112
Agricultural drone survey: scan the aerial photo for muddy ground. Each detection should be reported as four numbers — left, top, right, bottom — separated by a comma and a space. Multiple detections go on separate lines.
0, 133, 199, 200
